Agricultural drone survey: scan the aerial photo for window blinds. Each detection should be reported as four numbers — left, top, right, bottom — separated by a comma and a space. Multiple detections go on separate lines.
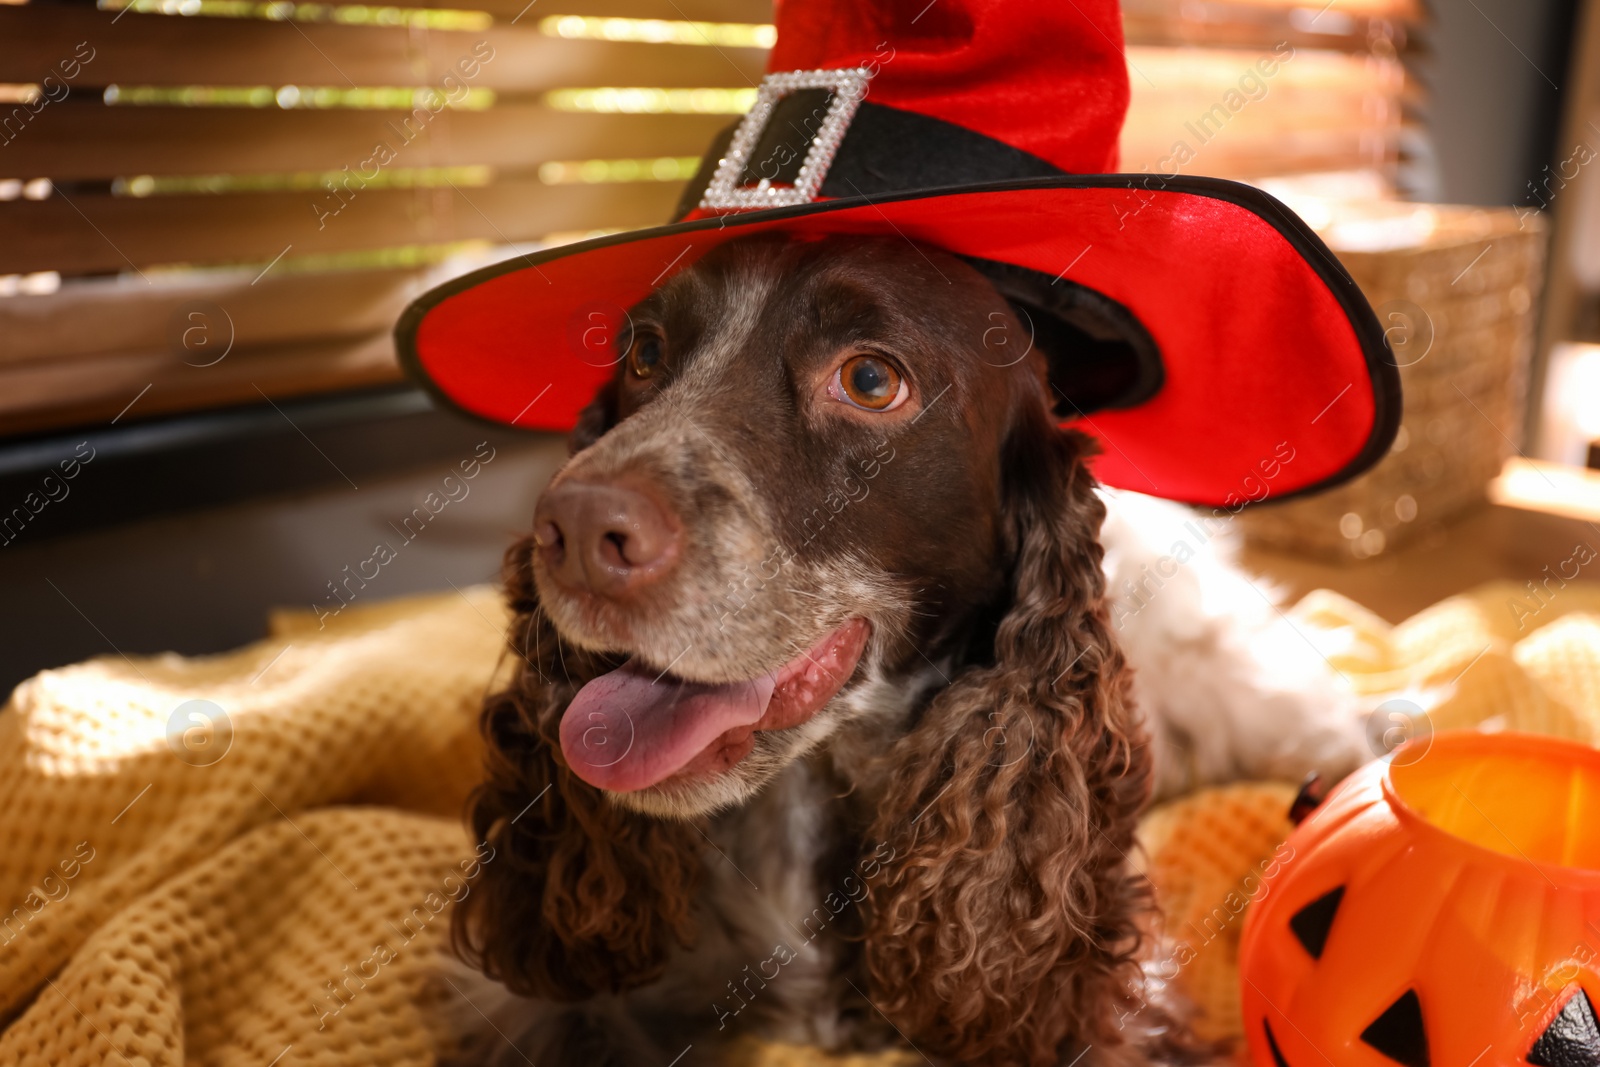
0, 0, 1418, 437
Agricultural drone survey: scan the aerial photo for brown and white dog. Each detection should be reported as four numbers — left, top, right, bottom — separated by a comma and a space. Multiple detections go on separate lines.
446, 234, 1368, 1066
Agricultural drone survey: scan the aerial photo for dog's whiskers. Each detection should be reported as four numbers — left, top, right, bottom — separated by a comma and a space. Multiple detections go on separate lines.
531, 601, 574, 686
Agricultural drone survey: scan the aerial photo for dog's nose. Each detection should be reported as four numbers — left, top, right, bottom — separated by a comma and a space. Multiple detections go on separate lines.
533, 480, 679, 597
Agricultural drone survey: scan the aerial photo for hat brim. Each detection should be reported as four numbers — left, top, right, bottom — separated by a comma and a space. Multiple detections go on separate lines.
395, 175, 1398, 508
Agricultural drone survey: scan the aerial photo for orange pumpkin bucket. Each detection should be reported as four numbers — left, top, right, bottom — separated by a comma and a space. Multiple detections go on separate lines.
1239, 731, 1600, 1067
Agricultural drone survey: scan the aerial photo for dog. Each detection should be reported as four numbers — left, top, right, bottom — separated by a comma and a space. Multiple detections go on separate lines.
444, 233, 1370, 1067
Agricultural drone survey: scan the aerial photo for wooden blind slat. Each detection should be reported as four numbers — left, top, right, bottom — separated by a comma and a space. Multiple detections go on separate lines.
1121, 127, 1397, 179
271, 0, 773, 19
1123, 2, 1419, 50
1125, 46, 1405, 90
0, 266, 425, 366
0, 9, 764, 90
1123, 0, 1421, 17
2, 177, 682, 274
0, 332, 402, 437
1124, 19, 1372, 51
1124, 91, 1403, 139
174, 0, 1400, 24
1, 105, 730, 180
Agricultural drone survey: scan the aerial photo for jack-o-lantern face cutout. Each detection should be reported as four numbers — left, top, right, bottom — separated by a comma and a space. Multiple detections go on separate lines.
1529, 988, 1600, 1065
1240, 732, 1600, 1067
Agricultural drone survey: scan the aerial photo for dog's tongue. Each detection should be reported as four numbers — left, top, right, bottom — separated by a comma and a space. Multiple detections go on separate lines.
560, 661, 776, 792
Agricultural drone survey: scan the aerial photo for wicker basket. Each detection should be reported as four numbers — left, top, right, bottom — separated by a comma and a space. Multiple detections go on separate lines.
1235, 202, 1545, 560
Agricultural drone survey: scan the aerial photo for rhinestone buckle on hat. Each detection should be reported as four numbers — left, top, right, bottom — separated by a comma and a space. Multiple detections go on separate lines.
698, 66, 873, 211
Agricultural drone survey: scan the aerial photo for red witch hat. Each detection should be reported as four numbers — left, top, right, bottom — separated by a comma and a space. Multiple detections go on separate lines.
396, 0, 1400, 507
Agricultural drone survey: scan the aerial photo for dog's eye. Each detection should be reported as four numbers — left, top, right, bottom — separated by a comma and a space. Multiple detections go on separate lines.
831, 355, 908, 412
627, 332, 665, 379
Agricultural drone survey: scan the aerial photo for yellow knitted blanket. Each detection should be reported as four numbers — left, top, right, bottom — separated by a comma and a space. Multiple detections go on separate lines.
3, 580, 1598, 1065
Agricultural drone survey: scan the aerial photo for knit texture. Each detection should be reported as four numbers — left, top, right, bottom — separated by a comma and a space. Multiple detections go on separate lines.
0, 588, 506, 1067
1135, 782, 1298, 1044
2, 580, 1598, 1063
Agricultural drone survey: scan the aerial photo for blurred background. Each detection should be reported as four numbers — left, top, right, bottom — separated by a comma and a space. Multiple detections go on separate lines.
0, 0, 1595, 695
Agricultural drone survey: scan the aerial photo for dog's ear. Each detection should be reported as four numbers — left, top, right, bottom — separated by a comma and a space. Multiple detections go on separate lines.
862, 421, 1154, 1066
450, 533, 704, 999
569, 378, 620, 455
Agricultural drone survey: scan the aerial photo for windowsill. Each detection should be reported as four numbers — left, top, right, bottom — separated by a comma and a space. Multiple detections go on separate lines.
0, 386, 555, 548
